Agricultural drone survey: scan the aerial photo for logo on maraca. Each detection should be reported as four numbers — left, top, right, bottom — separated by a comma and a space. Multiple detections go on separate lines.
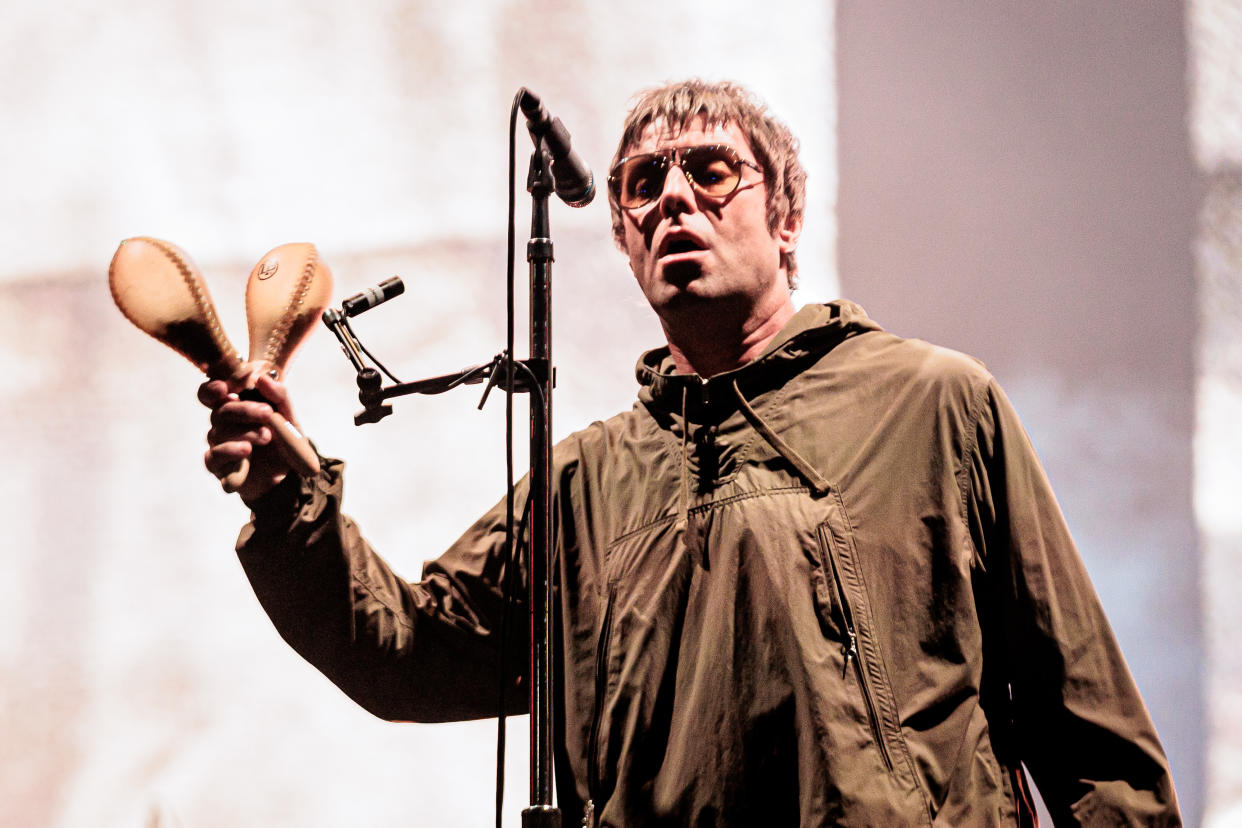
257, 258, 280, 280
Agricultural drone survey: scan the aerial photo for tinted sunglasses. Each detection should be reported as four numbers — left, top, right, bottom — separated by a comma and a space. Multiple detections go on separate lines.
608, 144, 763, 210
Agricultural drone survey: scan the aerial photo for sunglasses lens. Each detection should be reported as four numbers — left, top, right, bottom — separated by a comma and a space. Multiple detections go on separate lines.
610, 145, 752, 208
682, 147, 742, 198
616, 156, 667, 209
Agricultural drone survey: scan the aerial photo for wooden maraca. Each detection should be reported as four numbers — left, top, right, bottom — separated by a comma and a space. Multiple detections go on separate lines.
108, 237, 332, 491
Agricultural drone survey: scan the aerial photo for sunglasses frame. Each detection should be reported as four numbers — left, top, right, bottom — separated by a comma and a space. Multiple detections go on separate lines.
608, 144, 764, 210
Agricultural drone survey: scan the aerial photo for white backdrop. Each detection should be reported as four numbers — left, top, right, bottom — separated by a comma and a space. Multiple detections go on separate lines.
1191, 1, 1242, 824
0, 2, 836, 826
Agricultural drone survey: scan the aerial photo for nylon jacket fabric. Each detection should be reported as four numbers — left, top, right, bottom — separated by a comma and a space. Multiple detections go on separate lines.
236, 301, 1180, 826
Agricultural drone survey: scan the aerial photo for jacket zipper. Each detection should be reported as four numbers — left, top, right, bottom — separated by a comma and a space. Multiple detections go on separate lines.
585, 584, 617, 824
698, 376, 711, 408
820, 526, 896, 773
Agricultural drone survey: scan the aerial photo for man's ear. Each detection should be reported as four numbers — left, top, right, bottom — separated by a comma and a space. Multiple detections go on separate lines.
776, 212, 802, 273
776, 212, 802, 255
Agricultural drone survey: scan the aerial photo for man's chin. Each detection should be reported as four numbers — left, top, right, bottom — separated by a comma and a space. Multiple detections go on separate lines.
642, 261, 716, 315
652, 280, 718, 321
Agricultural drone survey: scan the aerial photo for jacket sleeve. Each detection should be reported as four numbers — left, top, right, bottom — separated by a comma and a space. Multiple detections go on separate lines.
234, 458, 529, 723
965, 379, 1181, 826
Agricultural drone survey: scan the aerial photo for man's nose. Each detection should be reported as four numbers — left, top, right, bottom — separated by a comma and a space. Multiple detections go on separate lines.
658, 164, 697, 218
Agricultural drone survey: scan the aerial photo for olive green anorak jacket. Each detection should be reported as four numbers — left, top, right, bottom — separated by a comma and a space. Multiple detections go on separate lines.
237, 301, 1180, 826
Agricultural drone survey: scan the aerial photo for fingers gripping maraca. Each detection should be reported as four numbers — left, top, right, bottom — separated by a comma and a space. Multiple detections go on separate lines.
108, 237, 332, 493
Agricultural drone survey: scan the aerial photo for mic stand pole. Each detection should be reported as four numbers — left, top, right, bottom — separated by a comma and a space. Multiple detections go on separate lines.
319, 101, 569, 825
523, 145, 560, 828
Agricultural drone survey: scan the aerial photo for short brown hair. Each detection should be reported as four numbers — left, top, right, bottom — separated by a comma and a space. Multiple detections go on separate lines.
608, 79, 807, 285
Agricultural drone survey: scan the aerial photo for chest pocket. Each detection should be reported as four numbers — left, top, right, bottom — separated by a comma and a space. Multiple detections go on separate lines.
587, 515, 688, 810
812, 492, 930, 817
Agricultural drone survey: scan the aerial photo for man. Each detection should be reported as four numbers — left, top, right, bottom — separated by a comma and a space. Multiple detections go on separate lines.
202, 80, 1181, 825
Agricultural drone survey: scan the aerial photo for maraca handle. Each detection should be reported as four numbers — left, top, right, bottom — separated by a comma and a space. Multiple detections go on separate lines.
218, 388, 320, 493
270, 413, 320, 476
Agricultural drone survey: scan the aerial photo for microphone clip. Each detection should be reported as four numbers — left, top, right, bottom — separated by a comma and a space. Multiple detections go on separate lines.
321, 280, 548, 426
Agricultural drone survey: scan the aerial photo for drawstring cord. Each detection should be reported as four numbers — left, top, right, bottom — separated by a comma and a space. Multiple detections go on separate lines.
679, 384, 691, 526
675, 375, 831, 529
730, 378, 832, 496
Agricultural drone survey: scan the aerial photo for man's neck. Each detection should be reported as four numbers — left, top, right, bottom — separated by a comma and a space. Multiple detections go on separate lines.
664, 297, 796, 377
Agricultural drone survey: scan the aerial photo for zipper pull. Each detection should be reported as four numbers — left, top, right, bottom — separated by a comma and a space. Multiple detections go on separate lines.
842, 631, 857, 678
582, 799, 595, 826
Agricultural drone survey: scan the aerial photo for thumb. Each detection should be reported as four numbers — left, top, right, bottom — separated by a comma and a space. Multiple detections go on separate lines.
253, 373, 296, 422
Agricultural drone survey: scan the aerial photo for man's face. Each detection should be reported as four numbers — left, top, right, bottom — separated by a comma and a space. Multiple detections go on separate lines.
617, 117, 800, 326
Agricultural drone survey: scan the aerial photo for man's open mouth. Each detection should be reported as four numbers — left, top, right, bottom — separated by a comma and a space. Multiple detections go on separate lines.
660, 236, 707, 257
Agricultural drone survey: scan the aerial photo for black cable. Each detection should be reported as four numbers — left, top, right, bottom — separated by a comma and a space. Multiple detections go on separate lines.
356, 340, 402, 384
496, 89, 522, 828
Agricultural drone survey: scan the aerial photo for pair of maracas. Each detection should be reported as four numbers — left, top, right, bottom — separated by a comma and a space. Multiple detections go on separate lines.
108, 237, 333, 491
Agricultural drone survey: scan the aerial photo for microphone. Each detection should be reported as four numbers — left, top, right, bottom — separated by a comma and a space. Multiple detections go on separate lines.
518, 87, 596, 208
342, 276, 404, 317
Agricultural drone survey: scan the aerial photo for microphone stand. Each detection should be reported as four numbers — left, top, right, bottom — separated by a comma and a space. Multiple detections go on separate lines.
321, 101, 566, 828
522, 143, 559, 828
320, 138, 564, 828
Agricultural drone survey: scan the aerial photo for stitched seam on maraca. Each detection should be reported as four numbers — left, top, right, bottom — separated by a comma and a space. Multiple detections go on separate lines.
144, 236, 236, 364
262, 246, 316, 366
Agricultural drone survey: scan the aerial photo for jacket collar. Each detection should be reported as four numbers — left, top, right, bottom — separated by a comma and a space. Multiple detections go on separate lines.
635, 300, 881, 413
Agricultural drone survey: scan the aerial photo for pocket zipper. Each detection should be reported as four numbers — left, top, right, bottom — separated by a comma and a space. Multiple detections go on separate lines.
585, 585, 617, 818
820, 526, 895, 773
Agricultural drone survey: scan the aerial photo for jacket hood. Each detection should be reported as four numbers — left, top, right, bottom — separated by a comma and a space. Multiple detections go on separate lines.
635, 300, 881, 413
